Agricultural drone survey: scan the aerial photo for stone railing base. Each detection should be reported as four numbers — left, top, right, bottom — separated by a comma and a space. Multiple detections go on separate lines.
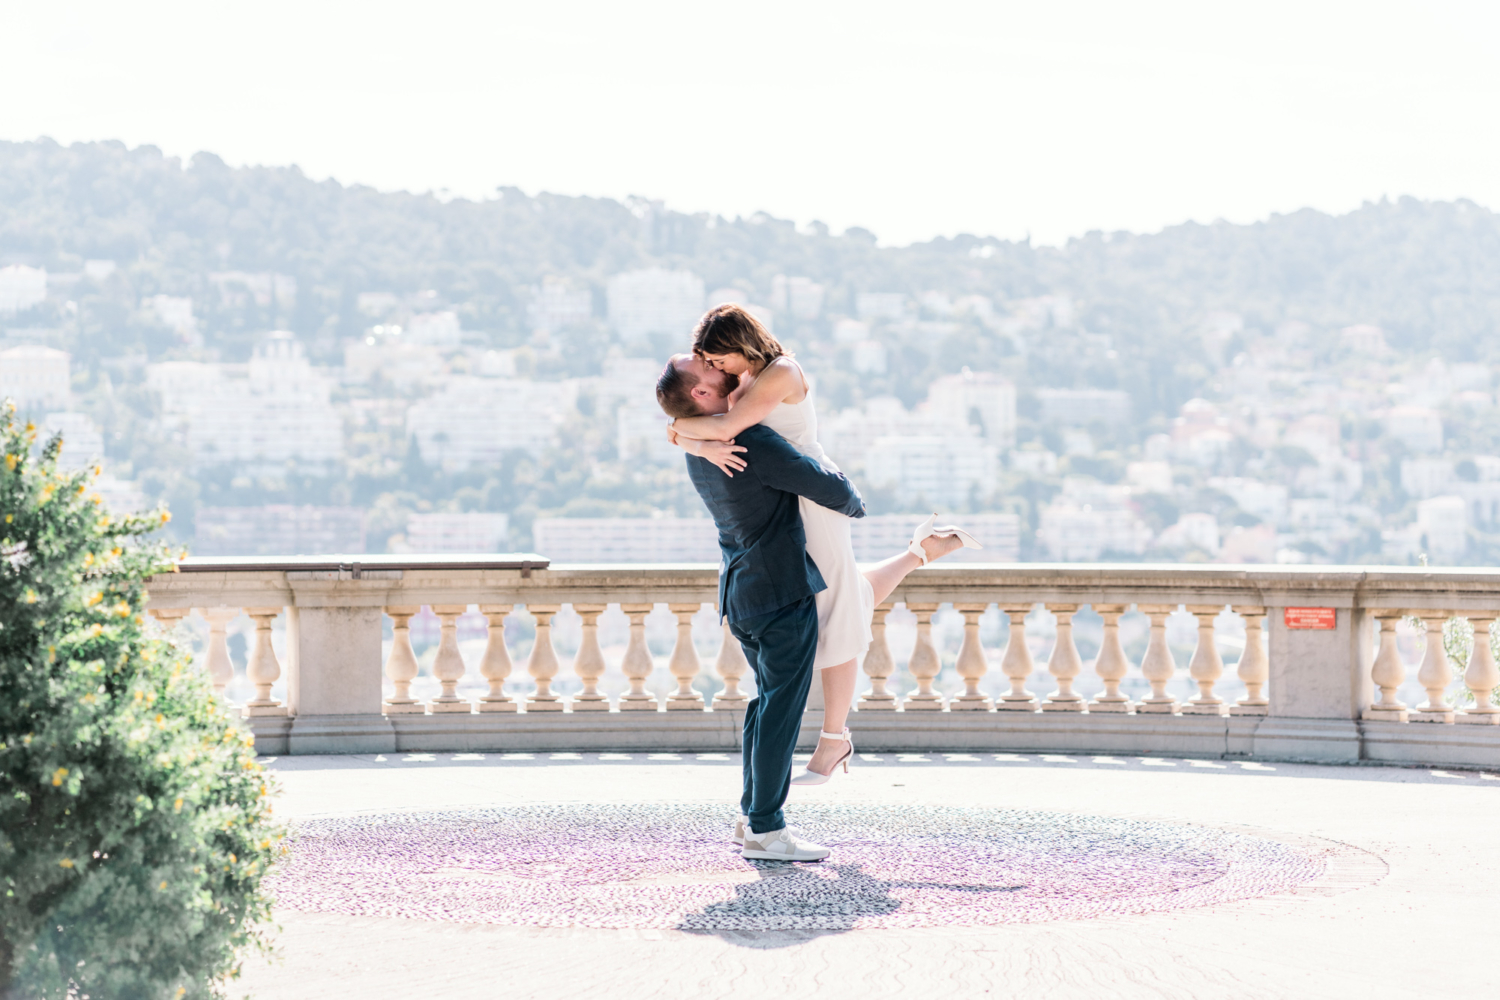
245, 711, 1499, 768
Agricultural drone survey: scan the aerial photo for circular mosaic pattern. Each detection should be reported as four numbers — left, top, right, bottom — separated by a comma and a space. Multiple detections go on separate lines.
266, 804, 1350, 930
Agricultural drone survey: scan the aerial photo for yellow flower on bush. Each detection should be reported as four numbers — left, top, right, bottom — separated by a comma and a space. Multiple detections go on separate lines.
58, 858, 74, 869
86, 592, 103, 607
4, 453, 15, 471
52, 767, 69, 786
174, 797, 183, 812
23, 588, 37, 604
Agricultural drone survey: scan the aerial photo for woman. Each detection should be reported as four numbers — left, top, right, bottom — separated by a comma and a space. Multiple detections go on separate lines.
667, 304, 980, 783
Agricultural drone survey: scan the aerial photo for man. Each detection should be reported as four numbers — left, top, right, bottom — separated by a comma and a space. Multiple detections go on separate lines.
656, 353, 865, 862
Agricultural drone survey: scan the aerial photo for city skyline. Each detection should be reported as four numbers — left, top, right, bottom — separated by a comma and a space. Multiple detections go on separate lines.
6, 2, 1500, 246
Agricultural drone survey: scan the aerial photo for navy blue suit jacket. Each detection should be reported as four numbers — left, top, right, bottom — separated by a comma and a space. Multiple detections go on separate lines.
685, 423, 866, 624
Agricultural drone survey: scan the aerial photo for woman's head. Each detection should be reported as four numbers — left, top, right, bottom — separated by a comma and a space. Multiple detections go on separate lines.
691, 303, 785, 376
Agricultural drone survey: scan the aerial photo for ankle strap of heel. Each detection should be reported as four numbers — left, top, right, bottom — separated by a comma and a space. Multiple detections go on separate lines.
818, 729, 849, 741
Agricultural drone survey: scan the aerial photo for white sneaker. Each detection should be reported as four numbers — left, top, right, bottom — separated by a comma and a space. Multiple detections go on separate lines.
741, 826, 830, 861
732, 814, 747, 845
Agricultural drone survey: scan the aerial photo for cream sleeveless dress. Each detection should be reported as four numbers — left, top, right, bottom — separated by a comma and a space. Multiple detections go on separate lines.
759, 364, 875, 669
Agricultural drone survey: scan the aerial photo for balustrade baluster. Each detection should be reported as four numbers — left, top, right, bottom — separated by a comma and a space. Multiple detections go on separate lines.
996, 603, 1039, 711
1182, 605, 1227, 716
1231, 607, 1270, 716
902, 603, 944, 710
570, 604, 610, 711
524, 604, 565, 711
383, 606, 424, 714
197, 606, 238, 699
429, 605, 472, 713
617, 603, 659, 711
1089, 604, 1132, 713
243, 606, 287, 717
1362, 611, 1408, 722
1041, 604, 1084, 711
950, 603, 994, 710
1136, 604, 1179, 714
1412, 613, 1455, 723
713, 621, 750, 708
666, 603, 706, 710
476, 604, 516, 712
857, 603, 898, 710
1459, 614, 1500, 725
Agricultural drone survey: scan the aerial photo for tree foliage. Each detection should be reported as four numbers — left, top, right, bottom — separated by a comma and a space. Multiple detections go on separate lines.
0, 404, 281, 998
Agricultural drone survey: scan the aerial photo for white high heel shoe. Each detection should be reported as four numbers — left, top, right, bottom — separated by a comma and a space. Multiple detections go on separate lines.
790, 728, 854, 786
908, 513, 983, 565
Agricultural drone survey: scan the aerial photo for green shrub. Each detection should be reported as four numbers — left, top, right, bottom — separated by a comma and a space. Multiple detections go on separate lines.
0, 406, 282, 999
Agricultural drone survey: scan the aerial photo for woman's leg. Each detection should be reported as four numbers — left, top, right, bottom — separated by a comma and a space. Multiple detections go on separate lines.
864, 533, 967, 606
806, 535, 966, 775
804, 532, 969, 777
807, 658, 858, 775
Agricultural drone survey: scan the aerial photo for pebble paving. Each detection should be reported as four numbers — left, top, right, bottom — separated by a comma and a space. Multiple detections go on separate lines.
266, 804, 1336, 931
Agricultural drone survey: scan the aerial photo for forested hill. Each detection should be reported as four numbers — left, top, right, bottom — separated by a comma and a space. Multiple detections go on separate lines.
4, 138, 1500, 410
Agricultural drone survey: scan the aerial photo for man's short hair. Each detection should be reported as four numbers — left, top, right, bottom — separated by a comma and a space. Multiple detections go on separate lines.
656, 356, 701, 419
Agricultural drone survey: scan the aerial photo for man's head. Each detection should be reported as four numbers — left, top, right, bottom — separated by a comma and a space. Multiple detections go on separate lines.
656, 353, 737, 418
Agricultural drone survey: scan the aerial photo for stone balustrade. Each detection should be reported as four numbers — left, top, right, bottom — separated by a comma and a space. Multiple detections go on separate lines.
144, 556, 1500, 767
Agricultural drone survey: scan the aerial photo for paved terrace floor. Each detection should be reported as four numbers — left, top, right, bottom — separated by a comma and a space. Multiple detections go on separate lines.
241, 751, 1500, 1000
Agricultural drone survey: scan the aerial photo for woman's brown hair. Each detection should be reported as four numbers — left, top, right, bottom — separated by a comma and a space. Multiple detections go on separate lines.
692, 304, 787, 369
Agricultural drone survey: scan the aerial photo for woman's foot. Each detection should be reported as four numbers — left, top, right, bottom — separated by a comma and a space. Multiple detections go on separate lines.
920, 532, 966, 562
907, 514, 984, 565
792, 729, 854, 785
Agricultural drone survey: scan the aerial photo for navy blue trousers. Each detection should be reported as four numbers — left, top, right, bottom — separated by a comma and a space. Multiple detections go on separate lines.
729, 595, 818, 835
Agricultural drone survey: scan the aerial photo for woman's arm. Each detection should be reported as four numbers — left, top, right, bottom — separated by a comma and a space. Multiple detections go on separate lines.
667, 427, 748, 476
671, 359, 804, 441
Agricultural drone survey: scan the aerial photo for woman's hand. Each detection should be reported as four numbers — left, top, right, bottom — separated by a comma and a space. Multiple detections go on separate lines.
699, 439, 748, 477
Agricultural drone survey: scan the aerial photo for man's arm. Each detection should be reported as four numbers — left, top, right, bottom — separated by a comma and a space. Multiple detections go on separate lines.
740, 427, 866, 518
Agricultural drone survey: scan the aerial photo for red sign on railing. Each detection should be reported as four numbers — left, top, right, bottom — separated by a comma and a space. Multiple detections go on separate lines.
1285, 607, 1337, 630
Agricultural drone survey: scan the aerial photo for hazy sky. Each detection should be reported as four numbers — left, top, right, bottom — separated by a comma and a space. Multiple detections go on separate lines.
5, 1, 1499, 246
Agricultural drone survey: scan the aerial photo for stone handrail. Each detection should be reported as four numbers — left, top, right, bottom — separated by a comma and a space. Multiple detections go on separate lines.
144, 557, 1500, 767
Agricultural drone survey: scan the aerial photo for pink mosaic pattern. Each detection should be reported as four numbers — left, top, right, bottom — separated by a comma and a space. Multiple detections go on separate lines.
266, 804, 1331, 930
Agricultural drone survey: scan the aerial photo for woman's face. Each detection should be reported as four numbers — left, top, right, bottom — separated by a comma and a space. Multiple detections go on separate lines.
699, 351, 753, 377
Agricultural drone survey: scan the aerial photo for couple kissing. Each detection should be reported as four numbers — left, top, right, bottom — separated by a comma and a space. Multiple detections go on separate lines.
656, 304, 980, 862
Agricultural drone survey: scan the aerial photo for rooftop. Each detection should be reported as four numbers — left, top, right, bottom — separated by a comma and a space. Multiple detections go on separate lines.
240, 752, 1499, 1000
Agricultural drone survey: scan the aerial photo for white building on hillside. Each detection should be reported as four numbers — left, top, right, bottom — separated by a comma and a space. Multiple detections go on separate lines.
194, 505, 365, 556
532, 516, 718, 563
402, 512, 510, 552
821, 396, 951, 470
771, 275, 825, 319
0, 345, 70, 411
607, 269, 705, 344
1035, 388, 1131, 426
144, 295, 198, 342
1416, 495, 1468, 562
407, 377, 577, 469
925, 370, 1016, 445
1387, 406, 1443, 453
147, 333, 341, 467
617, 399, 677, 464
0, 265, 48, 314
43, 412, 105, 469
529, 278, 593, 333
407, 311, 462, 347
863, 436, 999, 509
1037, 479, 1151, 561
